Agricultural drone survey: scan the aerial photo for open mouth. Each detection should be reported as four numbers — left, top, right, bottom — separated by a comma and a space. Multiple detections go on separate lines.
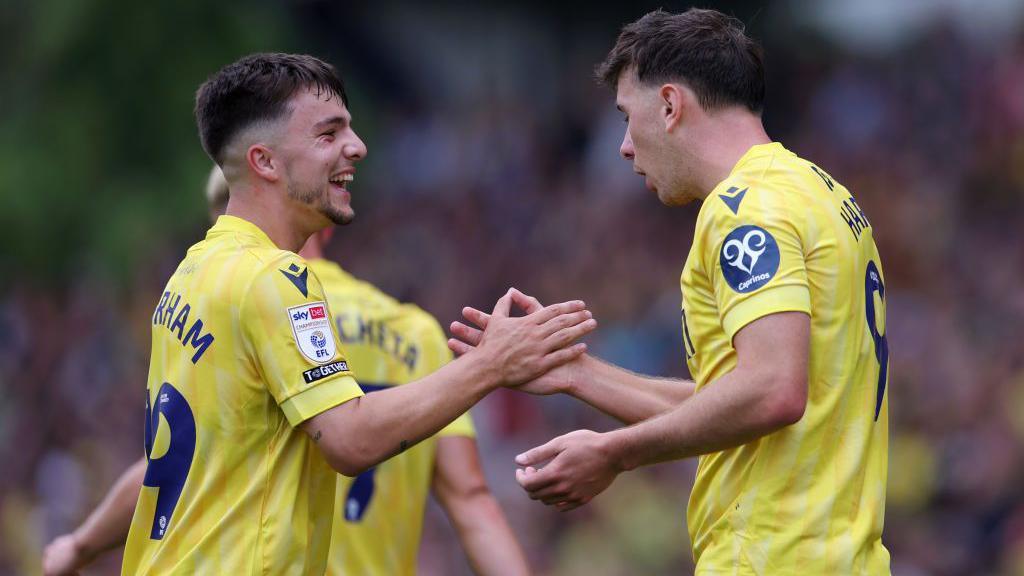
329, 173, 354, 190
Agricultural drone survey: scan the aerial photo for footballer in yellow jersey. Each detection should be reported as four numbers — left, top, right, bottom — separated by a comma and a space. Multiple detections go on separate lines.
43, 165, 529, 576
122, 216, 363, 575
451, 9, 890, 576
312, 258, 476, 575
681, 142, 889, 573
121, 52, 590, 576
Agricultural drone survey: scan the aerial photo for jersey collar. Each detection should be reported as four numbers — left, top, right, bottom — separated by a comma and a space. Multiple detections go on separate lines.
207, 215, 278, 248
729, 142, 789, 176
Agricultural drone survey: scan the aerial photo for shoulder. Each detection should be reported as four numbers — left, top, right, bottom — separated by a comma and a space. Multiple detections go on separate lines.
202, 229, 309, 293
699, 157, 813, 240
237, 251, 325, 319
309, 260, 396, 308
394, 303, 446, 342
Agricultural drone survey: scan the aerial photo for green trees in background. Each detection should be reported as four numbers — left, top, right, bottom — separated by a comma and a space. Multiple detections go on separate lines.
0, 0, 295, 285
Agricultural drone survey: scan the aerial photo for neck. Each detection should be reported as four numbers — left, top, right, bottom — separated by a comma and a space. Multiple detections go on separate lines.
224, 182, 318, 253
298, 235, 324, 260
688, 110, 771, 199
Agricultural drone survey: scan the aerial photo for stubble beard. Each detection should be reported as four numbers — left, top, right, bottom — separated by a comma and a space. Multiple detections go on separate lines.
288, 181, 354, 226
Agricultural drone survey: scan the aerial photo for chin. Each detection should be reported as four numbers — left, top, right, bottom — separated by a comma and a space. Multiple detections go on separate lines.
325, 207, 355, 226
657, 188, 693, 207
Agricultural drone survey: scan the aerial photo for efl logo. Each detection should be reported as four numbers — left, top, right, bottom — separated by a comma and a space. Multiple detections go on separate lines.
287, 301, 336, 364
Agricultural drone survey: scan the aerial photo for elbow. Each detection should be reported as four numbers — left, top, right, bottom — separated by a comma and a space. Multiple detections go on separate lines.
321, 440, 379, 478
762, 375, 807, 429
331, 458, 369, 478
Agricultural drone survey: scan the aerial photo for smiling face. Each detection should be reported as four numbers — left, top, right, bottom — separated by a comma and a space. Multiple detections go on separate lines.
275, 89, 367, 227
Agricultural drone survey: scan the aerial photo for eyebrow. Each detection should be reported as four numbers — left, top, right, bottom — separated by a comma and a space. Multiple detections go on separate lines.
313, 116, 347, 131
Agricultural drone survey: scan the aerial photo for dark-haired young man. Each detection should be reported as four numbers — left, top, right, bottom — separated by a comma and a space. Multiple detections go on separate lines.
451, 9, 890, 574
42, 167, 531, 576
120, 53, 594, 575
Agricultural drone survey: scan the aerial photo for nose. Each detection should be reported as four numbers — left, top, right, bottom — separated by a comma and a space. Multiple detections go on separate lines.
344, 130, 368, 161
619, 129, 634, 160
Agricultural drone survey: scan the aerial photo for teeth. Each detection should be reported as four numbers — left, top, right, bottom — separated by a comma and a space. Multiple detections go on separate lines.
331, 174, 354, 185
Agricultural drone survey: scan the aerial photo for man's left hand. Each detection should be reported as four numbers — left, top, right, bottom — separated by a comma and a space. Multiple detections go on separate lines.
514, 429, 621, 511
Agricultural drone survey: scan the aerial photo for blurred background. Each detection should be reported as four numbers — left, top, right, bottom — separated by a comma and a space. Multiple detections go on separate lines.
2, 0, 1024, 574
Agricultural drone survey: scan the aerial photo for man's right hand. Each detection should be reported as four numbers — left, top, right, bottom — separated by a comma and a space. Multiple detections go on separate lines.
451, 288, 591, 393
42, 533, 87, 576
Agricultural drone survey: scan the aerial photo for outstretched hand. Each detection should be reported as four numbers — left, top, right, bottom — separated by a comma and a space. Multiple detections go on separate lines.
514, 430, 621, 511
450, 289, 590, 395
468, 289, 596, 387
42, 534, 86, 576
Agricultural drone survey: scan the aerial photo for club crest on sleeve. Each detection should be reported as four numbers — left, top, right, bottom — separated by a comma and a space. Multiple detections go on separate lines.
287, 302, 337, 363
719, 225, 780, 293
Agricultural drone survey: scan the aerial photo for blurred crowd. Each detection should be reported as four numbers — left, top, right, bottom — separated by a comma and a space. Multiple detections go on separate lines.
2, 7, 1024, 576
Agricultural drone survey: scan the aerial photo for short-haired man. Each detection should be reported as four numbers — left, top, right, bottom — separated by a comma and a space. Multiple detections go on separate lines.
451, 9, 890, 574
120, 53, 593, 575
42, 167, 530, 576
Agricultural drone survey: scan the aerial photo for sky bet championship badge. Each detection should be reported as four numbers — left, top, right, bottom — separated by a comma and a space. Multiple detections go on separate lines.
720, 225, 780, 293
288, 301, 337, 363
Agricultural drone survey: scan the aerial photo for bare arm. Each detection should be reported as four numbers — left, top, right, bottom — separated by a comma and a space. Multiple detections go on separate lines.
516, 312, 809, 510
530, 354, 691, 424
302, 292, 596, 476
42, 458, 146, 576
606, 311, 808, 465
449, 289, 694, 423
433, 437, 530, 576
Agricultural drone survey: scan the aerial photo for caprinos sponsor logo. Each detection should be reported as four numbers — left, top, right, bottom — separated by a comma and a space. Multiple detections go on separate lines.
719, 225, 780, 293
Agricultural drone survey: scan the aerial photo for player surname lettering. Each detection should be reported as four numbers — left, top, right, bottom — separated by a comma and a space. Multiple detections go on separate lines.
152, 290, 215, 364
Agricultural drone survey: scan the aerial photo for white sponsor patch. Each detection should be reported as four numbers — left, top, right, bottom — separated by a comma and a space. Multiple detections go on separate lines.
287, 301, 337, 364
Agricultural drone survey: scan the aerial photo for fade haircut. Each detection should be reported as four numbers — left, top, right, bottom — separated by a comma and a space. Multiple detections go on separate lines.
195, 53, 349, 164
596, 8, 765, 114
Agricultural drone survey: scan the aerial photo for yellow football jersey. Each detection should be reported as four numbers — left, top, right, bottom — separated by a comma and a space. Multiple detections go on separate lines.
680, 143, 890, 575
123, 216, 363, 575
310, 259, 476, 576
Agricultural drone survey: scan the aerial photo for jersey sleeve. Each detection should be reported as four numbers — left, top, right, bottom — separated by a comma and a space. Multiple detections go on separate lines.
240, 255, 363, 426
409, 309, 476, 439
702, 184, 812, 341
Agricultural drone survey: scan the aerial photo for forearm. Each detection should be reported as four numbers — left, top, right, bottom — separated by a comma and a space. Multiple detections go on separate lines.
606, 367, 797, 470
311, 350, 498, 475
434, 437, 529, 576
446, 491, 530, 576
569, 355, 695, 424
74, 458, 146, 558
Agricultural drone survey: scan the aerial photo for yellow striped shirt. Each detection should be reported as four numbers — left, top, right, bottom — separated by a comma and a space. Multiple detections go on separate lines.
681, 143, 890, 575
122, 216, 363, 575
310, 259, 475, 576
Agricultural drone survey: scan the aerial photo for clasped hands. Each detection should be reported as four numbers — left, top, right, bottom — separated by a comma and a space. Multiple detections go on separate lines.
449, 288, 623, 512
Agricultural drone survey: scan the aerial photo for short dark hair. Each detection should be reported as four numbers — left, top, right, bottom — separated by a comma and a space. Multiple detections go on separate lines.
195, 53, 349, 164
596, 8, 765, 113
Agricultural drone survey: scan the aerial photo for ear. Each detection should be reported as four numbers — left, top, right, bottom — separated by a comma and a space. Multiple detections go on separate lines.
659, 84, 687, 132
246, 144, 280, 183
